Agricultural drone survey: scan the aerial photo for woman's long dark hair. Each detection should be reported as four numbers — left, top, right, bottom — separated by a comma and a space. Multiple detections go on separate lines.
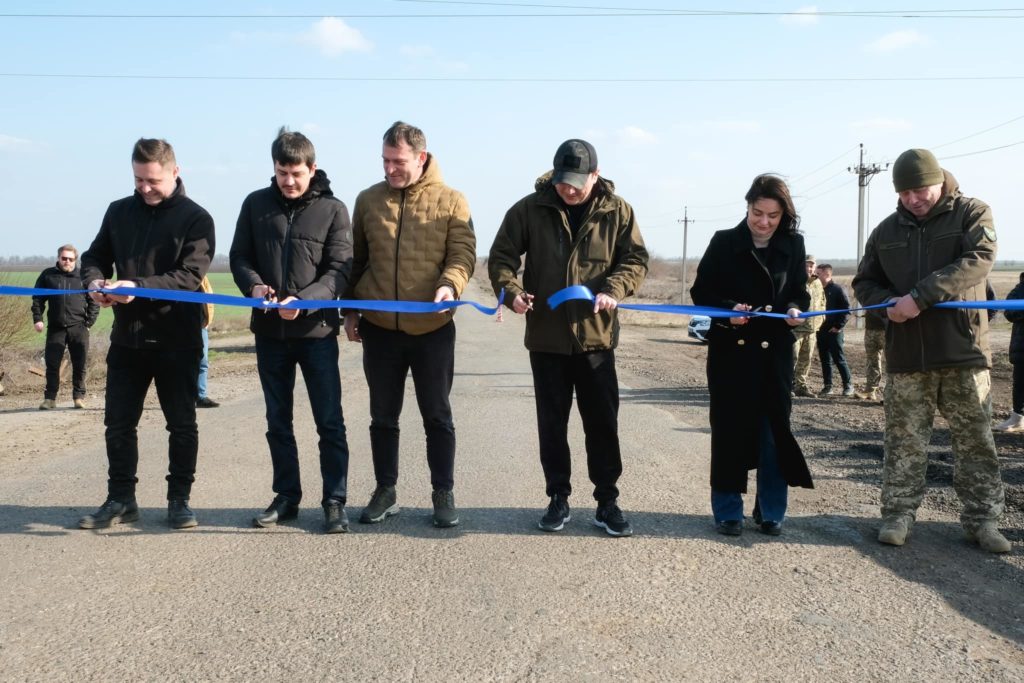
744, 174, 800, 234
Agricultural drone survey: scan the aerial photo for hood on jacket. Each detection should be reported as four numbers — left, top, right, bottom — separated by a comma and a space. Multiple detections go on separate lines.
269, 168, 334, 206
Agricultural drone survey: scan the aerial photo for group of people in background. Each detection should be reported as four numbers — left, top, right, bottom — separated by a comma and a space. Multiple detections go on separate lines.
17, 130, 1015, 554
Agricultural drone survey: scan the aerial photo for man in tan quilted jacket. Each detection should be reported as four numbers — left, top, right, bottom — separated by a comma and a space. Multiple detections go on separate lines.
344, 121, 476, 529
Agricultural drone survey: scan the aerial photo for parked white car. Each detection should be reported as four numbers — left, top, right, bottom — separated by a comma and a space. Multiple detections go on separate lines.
687, 315, 711, 342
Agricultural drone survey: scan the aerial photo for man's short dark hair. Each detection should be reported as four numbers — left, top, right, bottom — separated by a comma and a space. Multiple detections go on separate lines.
271, 127, 316, 168
818, 264, 834, 273
131, 138, 176, 166
383, 121, 426, 153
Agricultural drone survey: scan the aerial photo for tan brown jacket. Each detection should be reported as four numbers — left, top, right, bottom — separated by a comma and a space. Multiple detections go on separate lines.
348, 154, 476, 335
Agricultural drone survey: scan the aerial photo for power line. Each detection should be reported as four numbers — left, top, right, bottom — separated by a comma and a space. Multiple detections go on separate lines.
2, 72, 1022, 83
931, 113, 1024, 150
4, 7, 1024, 19
938, 140, 1024, 160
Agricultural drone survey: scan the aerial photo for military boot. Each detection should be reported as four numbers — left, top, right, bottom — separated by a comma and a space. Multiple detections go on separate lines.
965, 524, 1011, 554
878, 516, 911, 546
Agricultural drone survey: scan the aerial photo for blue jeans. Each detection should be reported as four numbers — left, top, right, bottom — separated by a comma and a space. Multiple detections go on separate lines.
711, 417, 788, 523
255, 335, 349, 505
816, 329, 851, 389
197, 328, 209, 399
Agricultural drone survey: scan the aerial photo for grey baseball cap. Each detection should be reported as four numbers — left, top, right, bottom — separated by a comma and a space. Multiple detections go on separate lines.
552, 139, 598, 189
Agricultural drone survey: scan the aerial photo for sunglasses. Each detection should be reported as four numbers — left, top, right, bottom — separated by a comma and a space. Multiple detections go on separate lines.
59, 257, 76, 262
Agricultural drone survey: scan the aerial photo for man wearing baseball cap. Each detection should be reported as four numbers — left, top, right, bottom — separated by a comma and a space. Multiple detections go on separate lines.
488, 139, 649, 537
852, 148, 1009, 553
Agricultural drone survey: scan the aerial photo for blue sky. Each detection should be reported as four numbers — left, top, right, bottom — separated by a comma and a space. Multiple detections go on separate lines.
2, 1, 1023, 266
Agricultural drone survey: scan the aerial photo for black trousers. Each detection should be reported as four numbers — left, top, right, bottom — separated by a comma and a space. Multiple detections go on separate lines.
360, 320, 456, 491
104, 344, 201, 501
44, 324, 90, 399
1014, 362, 1024, 414
529, 350, 622, 503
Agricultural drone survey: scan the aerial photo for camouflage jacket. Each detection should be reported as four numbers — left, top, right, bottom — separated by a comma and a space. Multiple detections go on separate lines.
794, 276, 825, 334
852, 170, 995, 373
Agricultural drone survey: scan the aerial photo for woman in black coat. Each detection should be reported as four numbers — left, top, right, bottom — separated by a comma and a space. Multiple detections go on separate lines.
690, 174, 813, 536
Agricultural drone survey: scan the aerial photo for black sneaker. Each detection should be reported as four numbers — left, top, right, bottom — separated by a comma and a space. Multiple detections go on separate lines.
323, 502, 350, 534
359, 485, 399, 524
593, 500, 633, 537
196, 396, 220, 408
168, 499, 198, 529
431, 489, 459, 528
538, 494, 571, 532
78, 499, 139, 529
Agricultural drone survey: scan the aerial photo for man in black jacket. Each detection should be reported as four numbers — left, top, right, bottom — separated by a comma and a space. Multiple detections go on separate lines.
31, 244, 99, 410
230, 128, 354, 534
78, 138, 214, 531
815, 264, 854, 396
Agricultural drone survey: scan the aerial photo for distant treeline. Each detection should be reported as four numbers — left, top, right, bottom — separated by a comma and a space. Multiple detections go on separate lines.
0, 254, 233, 272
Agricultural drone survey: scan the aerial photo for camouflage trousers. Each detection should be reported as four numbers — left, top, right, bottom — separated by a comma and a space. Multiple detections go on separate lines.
792, 331, 817, 391
863, 329, 885, 391
882, 367, 1004, 531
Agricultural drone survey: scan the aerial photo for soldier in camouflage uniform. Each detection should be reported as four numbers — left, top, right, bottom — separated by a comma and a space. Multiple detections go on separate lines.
856, 313, 886, 402
852, 148, 1009, 553
792, 254, 826, 397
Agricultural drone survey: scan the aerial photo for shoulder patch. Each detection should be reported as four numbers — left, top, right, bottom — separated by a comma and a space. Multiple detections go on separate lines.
983, 225, 997, 242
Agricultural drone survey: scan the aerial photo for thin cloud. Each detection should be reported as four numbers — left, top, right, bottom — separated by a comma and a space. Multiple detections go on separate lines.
851, 118, 913, 131
299, 17, 372, 57
865, 30, 928, 53
0, 134, 32, 149
780, 6, 820, 26
618, 126, 657, 144
707, 120, 762, 133
399, 44, 469, 73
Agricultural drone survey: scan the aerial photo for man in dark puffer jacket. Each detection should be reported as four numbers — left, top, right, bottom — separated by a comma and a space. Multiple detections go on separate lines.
230, 127, 354, 535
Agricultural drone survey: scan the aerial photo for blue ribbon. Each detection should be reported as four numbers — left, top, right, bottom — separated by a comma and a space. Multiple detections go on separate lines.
0, 285, 504, 315
547, 285, 1021, 319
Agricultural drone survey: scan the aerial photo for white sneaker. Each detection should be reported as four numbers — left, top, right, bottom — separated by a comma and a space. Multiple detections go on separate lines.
994, 411, 1024, 432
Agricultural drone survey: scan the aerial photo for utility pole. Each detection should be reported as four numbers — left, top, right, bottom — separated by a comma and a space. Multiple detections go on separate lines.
848, 143, 888, 270
847, 143, 888, 327
678, 206, 694, 303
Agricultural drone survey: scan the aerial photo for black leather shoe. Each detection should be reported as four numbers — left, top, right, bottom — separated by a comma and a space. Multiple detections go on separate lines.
196, 396, 220, 408
79, 499, 139, 529
253, 496, 299, 528
716, 520, 743, 536
323, 502, 349, 534
759, 521, 783, 536
168, 499, 198, 529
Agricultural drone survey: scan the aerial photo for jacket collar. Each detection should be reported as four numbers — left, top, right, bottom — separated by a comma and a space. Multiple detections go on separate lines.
133, 177, 186, 209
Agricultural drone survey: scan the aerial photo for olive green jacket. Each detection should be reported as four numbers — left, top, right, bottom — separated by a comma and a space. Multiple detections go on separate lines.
852, 171, 995, 373
488, 173, 649, 354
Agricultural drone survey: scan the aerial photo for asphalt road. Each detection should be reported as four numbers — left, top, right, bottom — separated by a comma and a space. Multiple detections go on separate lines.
1, 281, 1022, 681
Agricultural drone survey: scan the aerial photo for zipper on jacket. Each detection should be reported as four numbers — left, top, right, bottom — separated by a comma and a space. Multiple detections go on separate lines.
281, 208, 296, 335
394, 190, 407, 329
914, 223, 927, 372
